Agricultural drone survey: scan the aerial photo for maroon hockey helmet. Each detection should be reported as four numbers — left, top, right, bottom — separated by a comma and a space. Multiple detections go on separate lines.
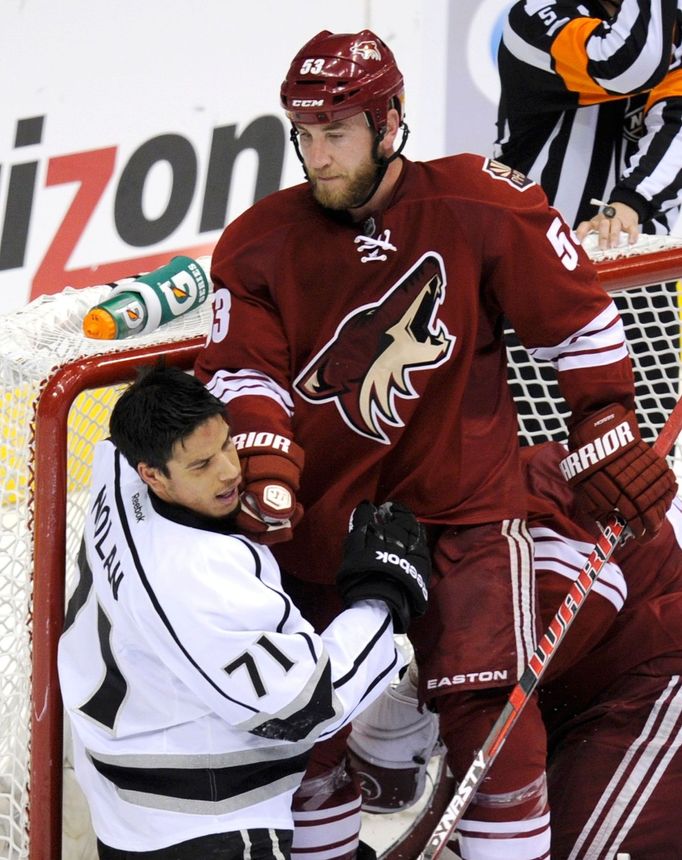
280, 29, 405, 131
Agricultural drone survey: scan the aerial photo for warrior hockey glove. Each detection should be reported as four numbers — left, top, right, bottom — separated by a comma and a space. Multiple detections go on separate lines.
233, 430, 305, 545
560, 403, 677, 542
336, 500, 431, 633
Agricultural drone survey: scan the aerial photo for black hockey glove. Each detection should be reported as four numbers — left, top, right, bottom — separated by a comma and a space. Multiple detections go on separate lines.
336, 500, 431, 634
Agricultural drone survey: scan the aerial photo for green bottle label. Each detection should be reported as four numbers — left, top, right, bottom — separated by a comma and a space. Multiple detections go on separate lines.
134, 255, 210, 327
96, 292, 148, 337
101, 255, 210, 337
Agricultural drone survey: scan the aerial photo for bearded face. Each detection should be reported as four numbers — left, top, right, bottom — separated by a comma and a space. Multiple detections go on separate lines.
295, 113, 384, 211
308, 153, 379, 210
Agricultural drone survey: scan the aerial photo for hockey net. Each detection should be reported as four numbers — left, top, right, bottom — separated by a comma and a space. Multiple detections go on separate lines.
0, 237, 681, 860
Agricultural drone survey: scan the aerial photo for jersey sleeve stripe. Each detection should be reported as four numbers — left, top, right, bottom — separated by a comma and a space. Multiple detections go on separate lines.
63, 539, 94, 632
206, 368, 294, 417
332, 612, 393, 690
528, 303, 628, 370
320, 645, 401, 739
298, 630, 320, 662
78, 604, 128, 729
546, 342, 630, 370
551, 6, 673, 101
624, 100, 682, 206
552, 19, 612, 101
234, 536, 294, 634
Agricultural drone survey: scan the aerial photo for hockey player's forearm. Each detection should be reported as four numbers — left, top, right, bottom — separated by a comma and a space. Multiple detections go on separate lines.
318, 601, 404, 738
528, 303, 635, 425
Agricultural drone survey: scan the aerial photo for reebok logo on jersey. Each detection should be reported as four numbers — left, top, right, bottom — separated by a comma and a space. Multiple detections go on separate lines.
559, 421, 635, 481
375, 550, 428, 599
131, 492, 145, 522
232, 431, 291, 453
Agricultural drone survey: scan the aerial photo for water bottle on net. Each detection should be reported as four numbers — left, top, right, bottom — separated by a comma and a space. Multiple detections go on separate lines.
82, 254, 211, 340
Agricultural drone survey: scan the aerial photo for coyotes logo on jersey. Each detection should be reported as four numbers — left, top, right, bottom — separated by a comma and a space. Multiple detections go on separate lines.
294, 253, 456, 444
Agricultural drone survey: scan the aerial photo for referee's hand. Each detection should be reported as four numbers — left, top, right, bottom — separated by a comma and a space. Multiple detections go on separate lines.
576, 200, 639, 250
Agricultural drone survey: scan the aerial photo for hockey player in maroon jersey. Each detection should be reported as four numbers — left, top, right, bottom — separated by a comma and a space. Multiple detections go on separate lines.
523, 441, 682, 859
355, 441, 682, 856
194, 29, 677, 860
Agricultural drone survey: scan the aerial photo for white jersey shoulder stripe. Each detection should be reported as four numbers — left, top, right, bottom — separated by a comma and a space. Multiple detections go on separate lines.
529, 302, 628, 371
207, 368, 294, 417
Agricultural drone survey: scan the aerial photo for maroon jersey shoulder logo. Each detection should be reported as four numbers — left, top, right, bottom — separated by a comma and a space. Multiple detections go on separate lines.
482, 158, 534, 191
294, 253, 456, 444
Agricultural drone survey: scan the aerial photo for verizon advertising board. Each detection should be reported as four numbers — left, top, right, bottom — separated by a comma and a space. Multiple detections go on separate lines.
0, 1, 511, 311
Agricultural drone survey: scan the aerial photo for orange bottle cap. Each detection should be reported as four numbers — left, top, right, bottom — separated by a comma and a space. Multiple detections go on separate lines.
83, 307, 117, 339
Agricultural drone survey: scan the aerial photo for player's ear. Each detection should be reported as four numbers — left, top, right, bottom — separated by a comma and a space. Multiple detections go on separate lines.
138, 462, 164, 492
381, 107, 401, 152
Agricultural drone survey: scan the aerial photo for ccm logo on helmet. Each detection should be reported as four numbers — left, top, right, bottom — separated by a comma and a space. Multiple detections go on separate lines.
375, 551, 428, 599
291, 99, 324, 107
560, 421, 635, 481
233, 432, 291, 453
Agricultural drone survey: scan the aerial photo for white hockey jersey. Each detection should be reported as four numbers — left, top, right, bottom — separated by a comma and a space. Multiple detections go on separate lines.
58, 440, 402, 852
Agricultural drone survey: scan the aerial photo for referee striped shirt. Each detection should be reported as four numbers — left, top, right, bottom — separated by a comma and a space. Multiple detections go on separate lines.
495, 0, 682, 233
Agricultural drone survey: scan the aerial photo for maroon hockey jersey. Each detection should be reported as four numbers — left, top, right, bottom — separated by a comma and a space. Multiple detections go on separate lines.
195, 154, 635, 583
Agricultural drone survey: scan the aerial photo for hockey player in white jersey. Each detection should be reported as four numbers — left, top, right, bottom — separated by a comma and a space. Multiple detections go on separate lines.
57, 365, 430, 859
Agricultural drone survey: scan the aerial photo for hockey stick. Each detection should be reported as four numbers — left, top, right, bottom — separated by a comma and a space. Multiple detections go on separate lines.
419, 397, 682, 860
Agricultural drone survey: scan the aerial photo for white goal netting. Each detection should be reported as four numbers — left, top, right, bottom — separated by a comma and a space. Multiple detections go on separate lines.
0, 238, 681, 859
507, 280, 682, 458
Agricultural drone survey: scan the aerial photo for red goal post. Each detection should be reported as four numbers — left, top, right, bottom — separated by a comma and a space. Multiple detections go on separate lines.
0, 238, 681, 859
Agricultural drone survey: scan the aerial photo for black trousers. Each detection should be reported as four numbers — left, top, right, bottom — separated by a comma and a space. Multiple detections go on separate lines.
97, 828, 293, 859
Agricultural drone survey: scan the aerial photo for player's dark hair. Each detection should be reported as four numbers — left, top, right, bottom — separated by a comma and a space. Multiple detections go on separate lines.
109, 365, 225, 474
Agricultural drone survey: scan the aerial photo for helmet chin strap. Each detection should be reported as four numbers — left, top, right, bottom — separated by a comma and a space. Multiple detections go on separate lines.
289, 120, 410, 211
352, 121, 410, 210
